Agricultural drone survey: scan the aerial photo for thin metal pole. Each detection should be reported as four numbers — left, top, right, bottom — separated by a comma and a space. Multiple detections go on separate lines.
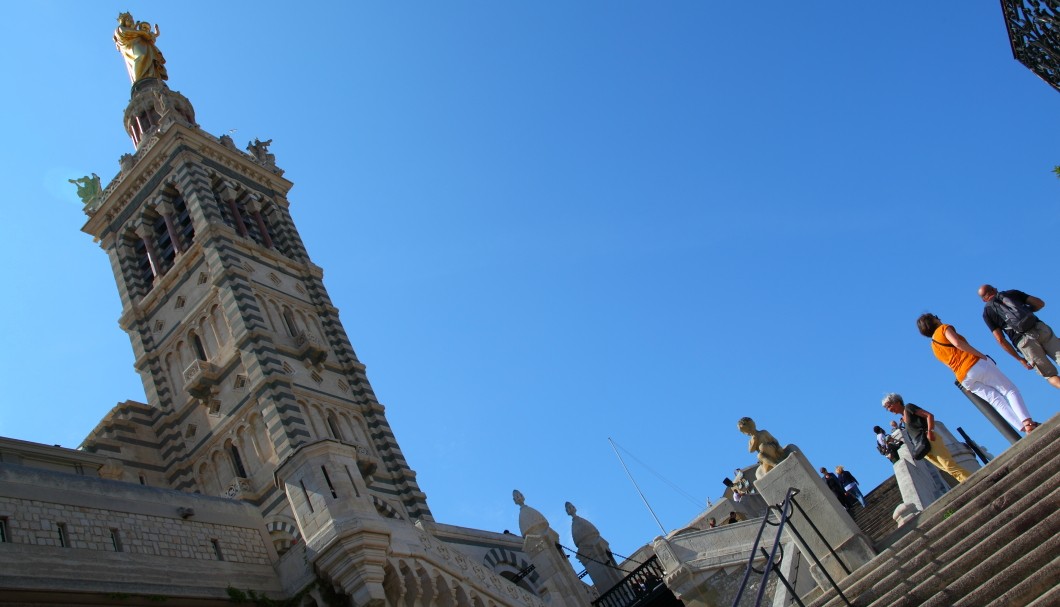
761, 546, 807, 607
609, 438, 667, 537
755, 495, 795, 606
782, 517, 852, 606
956, 426, 992, 465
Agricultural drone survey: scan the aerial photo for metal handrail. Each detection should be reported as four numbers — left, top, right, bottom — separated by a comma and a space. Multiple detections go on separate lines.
789, 499, 852, 577
730, 488, 852, 607
591, 555, 666, 607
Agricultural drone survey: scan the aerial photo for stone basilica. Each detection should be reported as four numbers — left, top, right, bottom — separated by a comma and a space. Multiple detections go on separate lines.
1, 13, 1056, 607
0, 14, 610, 607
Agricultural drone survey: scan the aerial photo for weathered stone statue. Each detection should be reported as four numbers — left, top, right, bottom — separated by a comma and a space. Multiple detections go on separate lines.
738, 417, 787, 475
69, 173, 102, 206
513, 489, 551, 536
114, 12, 168, 83
247, 138, 276, 165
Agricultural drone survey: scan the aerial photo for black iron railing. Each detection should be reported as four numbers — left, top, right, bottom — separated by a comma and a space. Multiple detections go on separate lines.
731, 488, 853, 607
592, 555, 666, 607
511, 563, 536, 585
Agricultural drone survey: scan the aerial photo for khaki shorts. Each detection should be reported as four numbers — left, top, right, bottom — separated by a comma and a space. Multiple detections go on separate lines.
1018, 321, 1060, 378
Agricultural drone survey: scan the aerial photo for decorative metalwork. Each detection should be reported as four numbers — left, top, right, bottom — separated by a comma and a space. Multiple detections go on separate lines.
225, 477, 250, 499
183, 359, 220, 399
1000, 0, 1060, 93
295, 330, 328, 366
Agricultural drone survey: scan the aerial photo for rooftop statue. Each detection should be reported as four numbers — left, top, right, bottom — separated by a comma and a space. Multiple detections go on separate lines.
247, 138, 276, 165
512, 489, 551, 537
738, 416, 787, 475
114, 12, 168, 84
69, 173, 102, 207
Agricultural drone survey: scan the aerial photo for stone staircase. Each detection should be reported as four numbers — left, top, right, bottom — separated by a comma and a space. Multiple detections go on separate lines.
808, 413, 1060, 607
849, 476, 902, 545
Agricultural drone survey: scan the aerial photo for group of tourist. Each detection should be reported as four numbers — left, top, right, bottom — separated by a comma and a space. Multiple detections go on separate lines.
819, 466, 866, 510
874, 284, 1055, 483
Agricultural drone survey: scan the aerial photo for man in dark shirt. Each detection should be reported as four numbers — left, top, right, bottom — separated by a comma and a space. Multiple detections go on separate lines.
819, 467, 855, 509
978, 284, 1060, 390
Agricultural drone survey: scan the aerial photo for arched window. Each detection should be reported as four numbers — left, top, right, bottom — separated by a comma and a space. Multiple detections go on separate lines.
281, 307, 298, 336
170, 192, 195, 250
191, 332, 208, 361
131, 235, 154, 287
229, 444, 248, 478
151, 212, 175, 274
327, 414, 343, 441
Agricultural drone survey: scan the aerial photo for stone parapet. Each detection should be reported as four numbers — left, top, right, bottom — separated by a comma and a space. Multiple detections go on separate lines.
752, 447, 876, 590
0, 461, 281, 602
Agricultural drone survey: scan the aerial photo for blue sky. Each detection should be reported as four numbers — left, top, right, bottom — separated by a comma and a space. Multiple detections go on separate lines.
1, 2, 1057, 563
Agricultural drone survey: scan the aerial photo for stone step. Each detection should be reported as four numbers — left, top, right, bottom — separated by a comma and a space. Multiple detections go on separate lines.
845, 480, 1059, 607
1023, 573, 1060, 607
912, 495, 1060, 606
850, 476, 902, 543
809, 415, 1060, 607
817, 432, 1059, 605
977, 540, 1060, 607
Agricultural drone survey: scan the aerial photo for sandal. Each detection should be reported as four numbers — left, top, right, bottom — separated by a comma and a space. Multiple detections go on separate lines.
1023, 420, 1040, 433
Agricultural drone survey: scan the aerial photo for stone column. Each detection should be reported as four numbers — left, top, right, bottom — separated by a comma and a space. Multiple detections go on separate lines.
752, 447, 875, 589
134, 224, 160, 280
220, 182, 248, 237
246, 195, 274, 249
891, 420, 979, 526
156, 199, 184, 254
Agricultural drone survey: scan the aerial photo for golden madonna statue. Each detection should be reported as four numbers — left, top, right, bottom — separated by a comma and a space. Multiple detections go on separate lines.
113, 12, 168, 84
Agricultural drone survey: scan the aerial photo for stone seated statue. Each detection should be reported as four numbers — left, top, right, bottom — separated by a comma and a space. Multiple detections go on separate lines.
738, 417, 787, 475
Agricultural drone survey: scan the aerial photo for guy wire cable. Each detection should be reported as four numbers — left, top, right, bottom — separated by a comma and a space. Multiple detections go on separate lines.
609, 437, 667, 537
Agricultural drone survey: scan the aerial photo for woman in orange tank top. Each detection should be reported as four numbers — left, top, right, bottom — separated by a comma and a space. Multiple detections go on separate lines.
917, 314, 1038, 433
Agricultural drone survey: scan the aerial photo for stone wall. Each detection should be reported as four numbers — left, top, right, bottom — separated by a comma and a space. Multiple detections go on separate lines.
0, 461, 283, 602
0, 495, 270, 562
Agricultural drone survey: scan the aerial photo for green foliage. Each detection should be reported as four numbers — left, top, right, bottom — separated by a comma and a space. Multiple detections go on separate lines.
1053, 165, 1060, 179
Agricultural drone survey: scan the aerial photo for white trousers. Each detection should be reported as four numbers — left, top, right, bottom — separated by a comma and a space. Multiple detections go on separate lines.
961, 358, 1032, 429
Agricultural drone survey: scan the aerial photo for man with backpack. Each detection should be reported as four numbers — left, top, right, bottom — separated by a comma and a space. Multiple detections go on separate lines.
874, 425, 901, 463
979, 284, 1060, 391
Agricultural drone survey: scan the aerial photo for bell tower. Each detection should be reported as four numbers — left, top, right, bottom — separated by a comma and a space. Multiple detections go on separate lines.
81, 13, 431, 550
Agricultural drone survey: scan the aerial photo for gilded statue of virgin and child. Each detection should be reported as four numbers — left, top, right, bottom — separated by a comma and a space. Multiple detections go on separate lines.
113, 12, 168, 84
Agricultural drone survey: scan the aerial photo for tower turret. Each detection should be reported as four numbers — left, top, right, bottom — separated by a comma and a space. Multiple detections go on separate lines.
567, 502, 624, 594
512, 491, 592, 607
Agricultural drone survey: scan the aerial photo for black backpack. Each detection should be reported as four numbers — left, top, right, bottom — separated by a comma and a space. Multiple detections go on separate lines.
992, 293, 1038, 334
876, 439, 890, 457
